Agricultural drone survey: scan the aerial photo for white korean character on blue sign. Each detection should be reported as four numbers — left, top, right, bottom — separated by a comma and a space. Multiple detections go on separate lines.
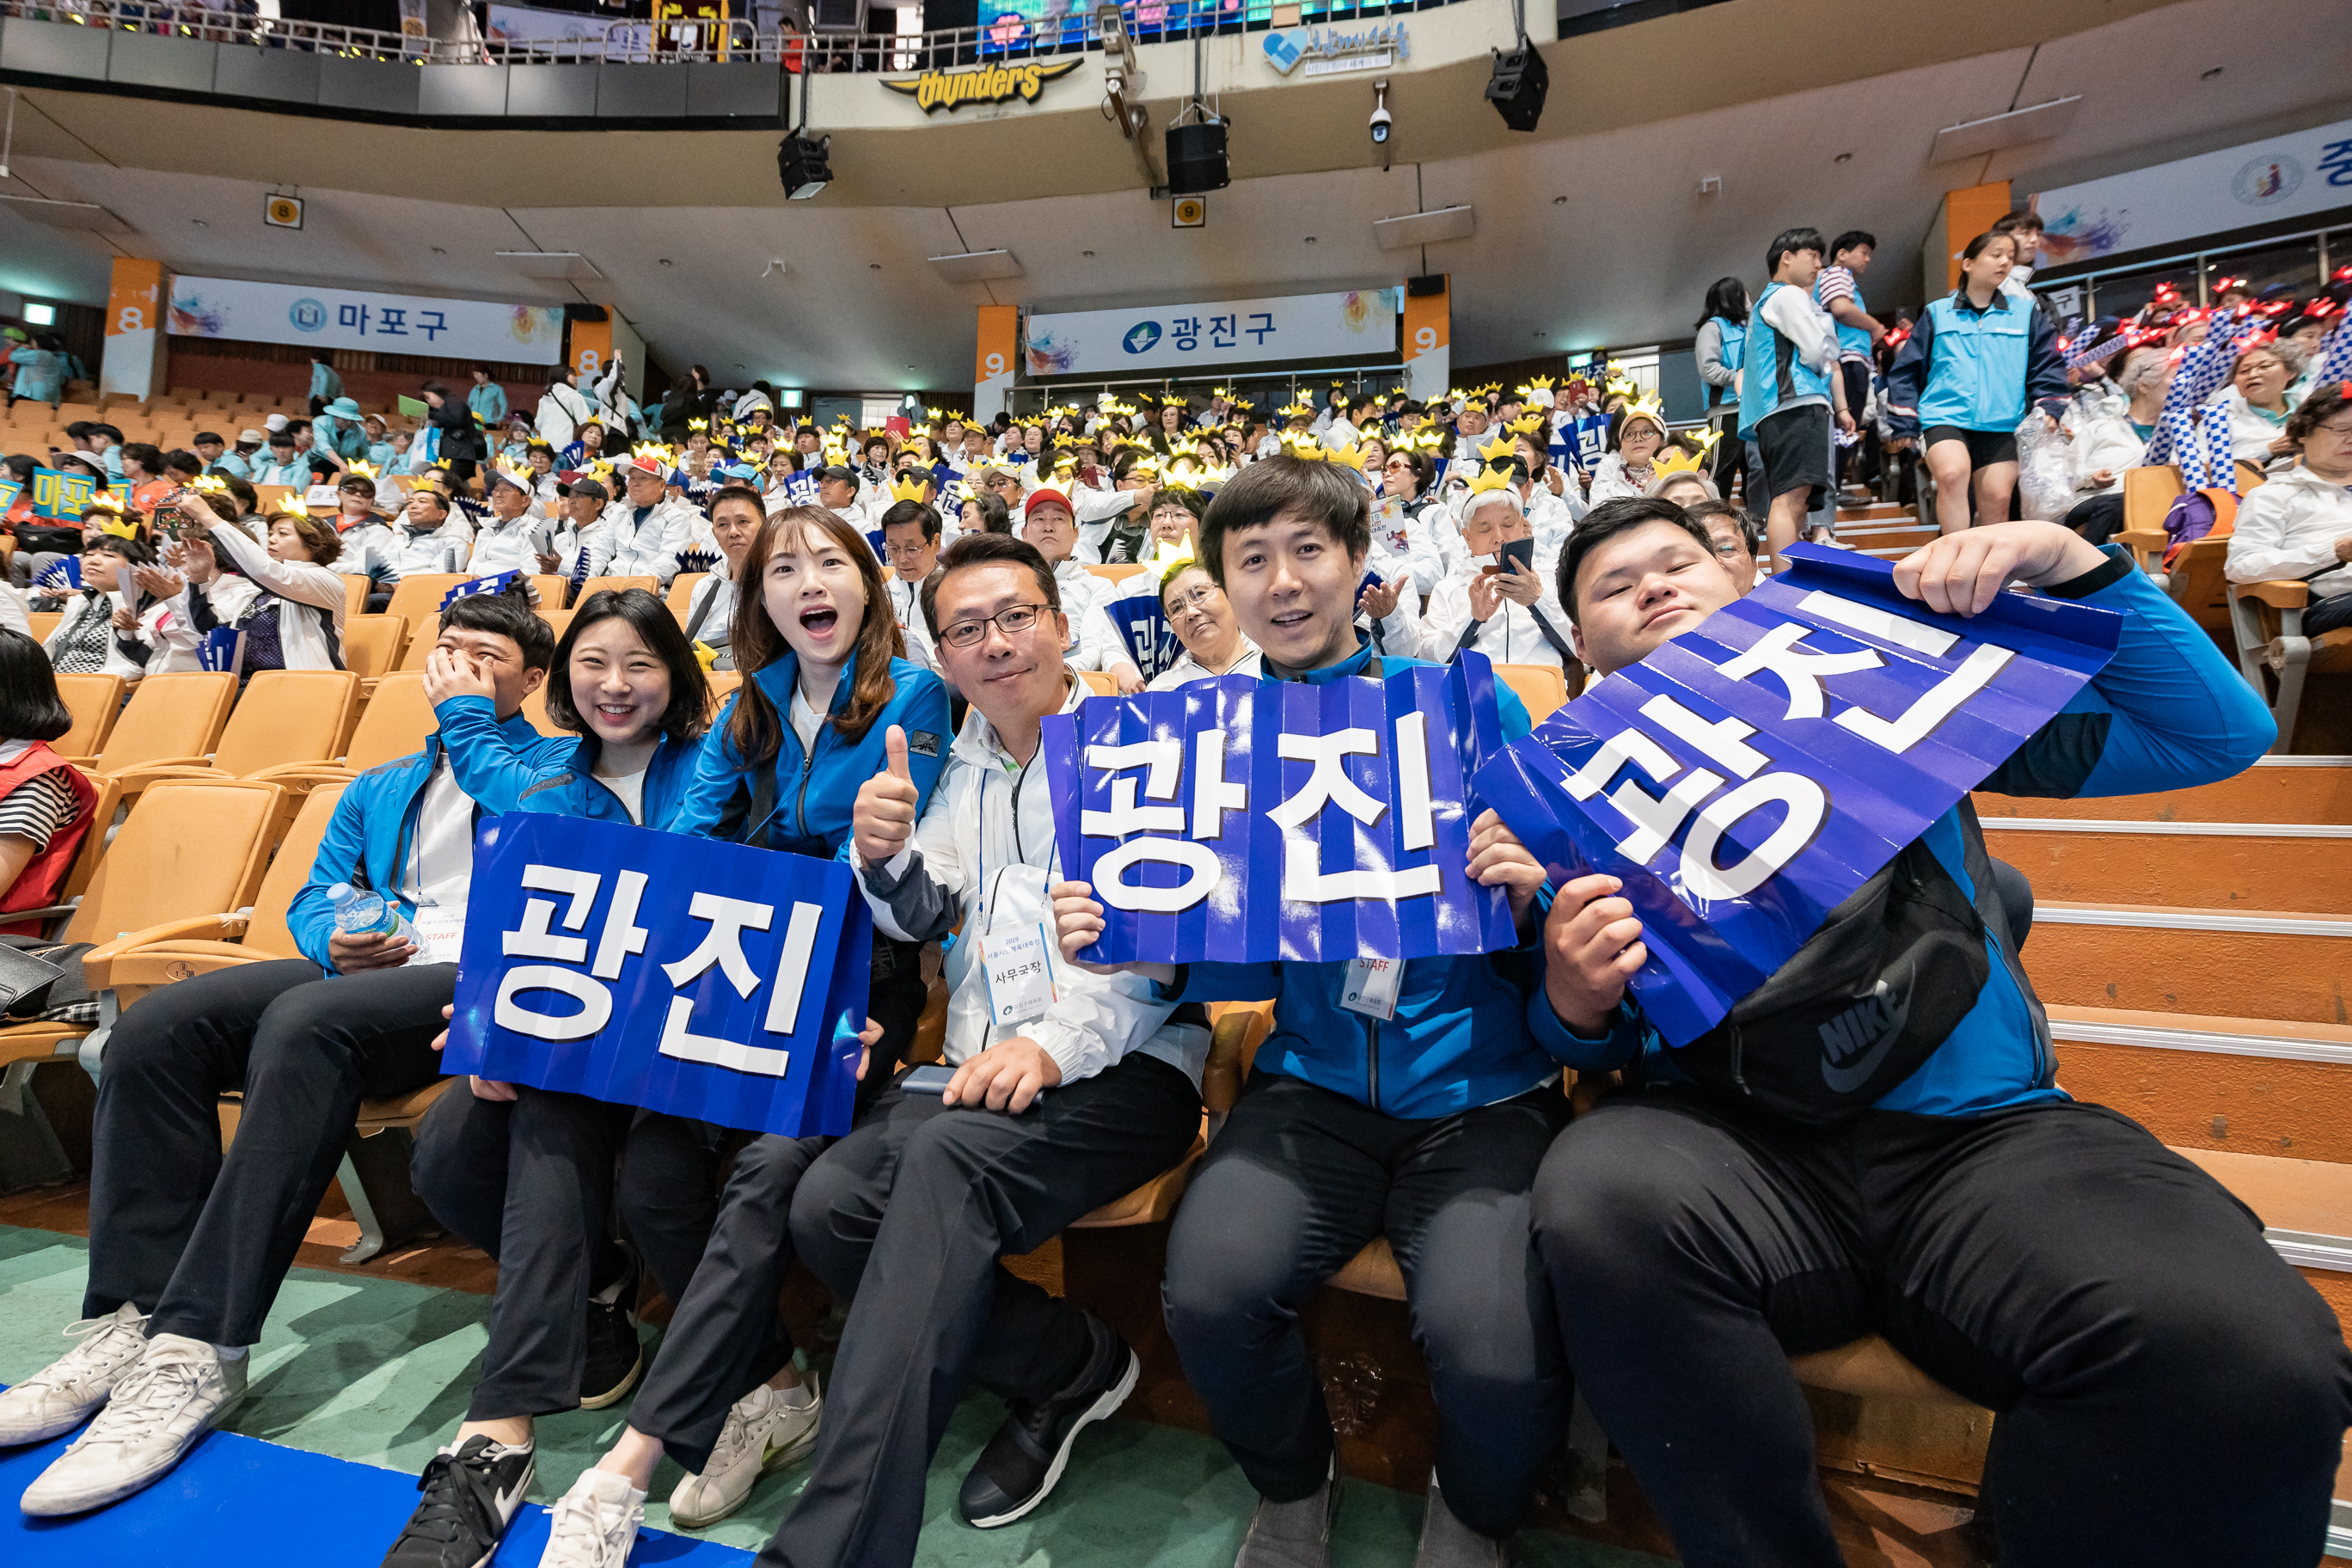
657, 891, 830, 1078
1269, 714, 1439, 902
493, 864, 648, 1038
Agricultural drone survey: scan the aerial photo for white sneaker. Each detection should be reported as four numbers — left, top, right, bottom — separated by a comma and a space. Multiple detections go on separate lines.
0, 1304, 149, 1446
537, 1467, 646, 1567
19, 1334, 247, 1516
667, 1373, 823, 1530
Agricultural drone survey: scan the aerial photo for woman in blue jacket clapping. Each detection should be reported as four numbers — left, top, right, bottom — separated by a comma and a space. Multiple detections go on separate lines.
1887, 230, 2068, 534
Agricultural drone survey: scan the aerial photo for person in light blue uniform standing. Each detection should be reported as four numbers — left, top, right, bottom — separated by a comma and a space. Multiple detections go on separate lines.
1886, 229, 2068, 535
468, 365, 508, 430
1693, 277, 1759, 503
1737, 227, 1853, 572
308, 352, 342, 415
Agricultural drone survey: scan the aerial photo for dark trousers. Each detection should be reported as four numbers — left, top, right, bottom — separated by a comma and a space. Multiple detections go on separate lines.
411, 1085, 635, 1420
626, 1129, 817, 1473
2306, 591, 2352, 638
1534, 1090, 2352, 1568
1161, 1072, 1570, 1540
85, 959, 452, 1345
762, 1053, 1201, 1568
2062, 490, 2126, 546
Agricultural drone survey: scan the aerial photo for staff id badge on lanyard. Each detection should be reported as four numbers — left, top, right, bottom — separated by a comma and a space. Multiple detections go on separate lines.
1339, 957, 1401, 1020
980, 865, 1058, 1030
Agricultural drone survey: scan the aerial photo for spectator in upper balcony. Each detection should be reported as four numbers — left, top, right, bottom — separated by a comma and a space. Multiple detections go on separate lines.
308, 352, 343, 416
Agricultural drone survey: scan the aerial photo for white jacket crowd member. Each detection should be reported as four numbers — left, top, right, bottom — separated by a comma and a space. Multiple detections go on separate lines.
1147, 559, 1263, 690
185, 501, 351, 671
328, 484, 404, 598
1016, 490, 1145, 691
1586, 407, 1673, 505
600, 450, 702, 585
878, 499, 944, 674
41, 540, 199, 681
389, 487, 475, 579
535, 371, 597, 452
2225, 434, 2352, 632
465, 467, 548, 579
1398, 481, 1573, 671
535, 477, 616, 586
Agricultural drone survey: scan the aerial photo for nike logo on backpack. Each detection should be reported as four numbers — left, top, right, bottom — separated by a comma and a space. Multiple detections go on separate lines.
1818, 980, 1910, 1093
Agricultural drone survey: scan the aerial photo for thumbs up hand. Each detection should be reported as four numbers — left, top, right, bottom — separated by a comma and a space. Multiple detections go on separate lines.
854, 724, 923, 865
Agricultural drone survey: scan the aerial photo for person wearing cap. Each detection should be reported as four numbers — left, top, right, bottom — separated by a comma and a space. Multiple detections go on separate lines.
215, 430, 265, 481
599, 450, 701, 585
812, 462, 866, 526
468, 464, 549, 579
314, 395, 370, 463
251, 429, 309, 488
1017, 488, 1144, 691
534, 475, 614, 589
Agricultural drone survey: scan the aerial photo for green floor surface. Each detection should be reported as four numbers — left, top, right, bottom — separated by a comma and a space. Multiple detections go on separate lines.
0, 1224, 1665, 1566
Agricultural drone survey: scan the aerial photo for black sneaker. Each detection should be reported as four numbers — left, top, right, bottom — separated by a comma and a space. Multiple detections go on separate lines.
582, 1265, 643, 1412
957, 1314, 1138, 1528
381, 1435, 535, 1568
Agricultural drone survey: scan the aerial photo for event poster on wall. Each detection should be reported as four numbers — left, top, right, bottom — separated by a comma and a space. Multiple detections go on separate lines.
167, 276, 568, 364
1023, 288, 1400, 378
2033, 116, 2352, 266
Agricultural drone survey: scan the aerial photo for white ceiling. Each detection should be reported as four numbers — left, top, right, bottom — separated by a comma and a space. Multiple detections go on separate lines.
3, 0, 2347, 389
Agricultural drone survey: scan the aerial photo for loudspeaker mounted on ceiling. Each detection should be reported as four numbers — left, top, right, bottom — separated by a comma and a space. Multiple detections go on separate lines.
1166, 119, 1230, 197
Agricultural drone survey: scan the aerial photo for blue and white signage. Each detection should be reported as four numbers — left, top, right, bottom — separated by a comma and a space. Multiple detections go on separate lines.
1025, 289, 1400, 377
168, 275, 567, 365
2034, 115, 2352, 267
1263, 20, 1410, 77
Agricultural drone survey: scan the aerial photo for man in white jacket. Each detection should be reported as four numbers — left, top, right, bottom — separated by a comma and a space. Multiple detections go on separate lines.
2226, 384, 2352, 638
1396, 477, 1574, 671
750, 530, 1206, 1568
1018, 489, 1145, 691
389, 486, 475, 580
600, 450, 701, 585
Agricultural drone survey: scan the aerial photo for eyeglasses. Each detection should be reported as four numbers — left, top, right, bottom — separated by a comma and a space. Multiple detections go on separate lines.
1165, 585, 1222, 614
939, 602, 1052, 648
2309, 420, 2352, 439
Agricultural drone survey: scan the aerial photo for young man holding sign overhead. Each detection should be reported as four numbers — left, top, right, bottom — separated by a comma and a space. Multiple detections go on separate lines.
1528, 499, 2351, 1567
756, 531, 1205, 1568
1054, 454, 1565, 1568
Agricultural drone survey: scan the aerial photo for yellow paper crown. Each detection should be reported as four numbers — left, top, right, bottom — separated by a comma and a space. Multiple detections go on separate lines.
1161, 395, 1188, 408
1620, 394, 1668, 432
273, 493, 318, 521
623, 441, 676, 471
82, 494, 127, 518
1476, 432, 1518, 463
99, 511, 143, 539
1464, 466, 1518, 497
187, 474, 230, 496
687, 419, 708, 432
1147, 539, 1198, 585
886, 471, 932, 503
1279, 401, 1315, 420
1518, 378, 1555, 398
926, 407, 945, 420
1507, 413, 1547, 438
1651, 429, 1723, 475
346, 459, 380, 480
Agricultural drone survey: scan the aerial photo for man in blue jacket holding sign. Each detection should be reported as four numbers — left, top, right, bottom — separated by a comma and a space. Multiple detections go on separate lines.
1054, 455, 1568, 1568
1528, 499, 2351, 1567
3, 586, 573, 1519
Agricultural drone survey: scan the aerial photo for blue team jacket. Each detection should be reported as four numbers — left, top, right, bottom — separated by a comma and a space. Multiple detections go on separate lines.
670, 648, 951, 858
1159, 643, 1558, 1121
1885, 287, 2067, 437
432, 691, 703, 830
1737, 281, 1835, 440
288, 707, 574, 971
1528, 551, 2275, 1118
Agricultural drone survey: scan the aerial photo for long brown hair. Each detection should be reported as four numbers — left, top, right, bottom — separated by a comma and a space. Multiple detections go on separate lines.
727, 505, 905, 768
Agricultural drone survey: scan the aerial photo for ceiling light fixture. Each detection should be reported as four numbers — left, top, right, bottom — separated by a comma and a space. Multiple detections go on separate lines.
2201, 66, 2224, 79
190, 218, 207, 227
1834, 152, 1853, 162
658, 258, 673, 266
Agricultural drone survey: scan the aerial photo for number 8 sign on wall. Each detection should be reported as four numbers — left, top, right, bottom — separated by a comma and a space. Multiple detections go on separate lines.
102, 258, 166, 402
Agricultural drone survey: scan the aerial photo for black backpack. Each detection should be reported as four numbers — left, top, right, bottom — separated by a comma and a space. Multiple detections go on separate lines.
1654, 799, 2050, 1127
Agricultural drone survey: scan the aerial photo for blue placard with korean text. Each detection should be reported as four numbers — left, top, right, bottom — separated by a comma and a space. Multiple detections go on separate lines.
1104, 594, 1182, 683
29, 467, 97, 522
444, 816, 873, 1137
1473, 544, 2122, 1048
1044, 652, 1516, 965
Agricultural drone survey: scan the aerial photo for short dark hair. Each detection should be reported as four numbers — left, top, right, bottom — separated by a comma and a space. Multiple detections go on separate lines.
222, 475, 258, 516
1992, 208, 2044, 235
194, 431, 224, 446
87, 535, 156, 567
0, 629, 74, 742
439, 583, 555, 671
1684, 498, 1763, 553
162, 449, 204, 480
2286, 382, 2352, 444
1197, 454, 1369, 586
408, 487, 450, 517
1559, 498, 1720, 623
268, 431, 296, 448
1828, 230, 1877, 260
880, 499, 941, 541
1766, 227, 1826, 276
120, 442, 163, 475
922, 531, 1059, 641
707, 482, 763, 520
545, 588, 710, 744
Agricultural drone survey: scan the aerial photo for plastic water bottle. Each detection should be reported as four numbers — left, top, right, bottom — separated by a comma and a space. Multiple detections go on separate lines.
328, 883, 418, 946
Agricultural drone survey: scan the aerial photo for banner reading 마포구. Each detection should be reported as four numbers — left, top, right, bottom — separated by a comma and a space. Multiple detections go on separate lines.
444, 815, 872, 1138
1044, 653, 1516, 965
1473, 544, 2122, 1047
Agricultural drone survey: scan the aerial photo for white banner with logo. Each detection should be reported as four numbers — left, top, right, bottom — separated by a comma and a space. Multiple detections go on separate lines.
1023, 289, 1400, 377
2033, 117, 2352, 267
167, 276, 567, 364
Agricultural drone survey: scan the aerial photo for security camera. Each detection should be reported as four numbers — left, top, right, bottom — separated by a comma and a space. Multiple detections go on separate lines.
1370, 80, 1393, 144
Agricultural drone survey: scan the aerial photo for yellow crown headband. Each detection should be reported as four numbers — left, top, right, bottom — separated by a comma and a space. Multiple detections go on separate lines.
1464, 465, 1518, 497
1651, 428, 1723, 475
1477, 432, 1518, 462
187, 474, 231, 496
687, 419, 708, 432
886, 471, 932, 504
99, 511, 143, 539
1148, 539, 1199, 585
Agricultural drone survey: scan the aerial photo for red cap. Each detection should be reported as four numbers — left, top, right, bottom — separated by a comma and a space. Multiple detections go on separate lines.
1024, 487, 1073, 520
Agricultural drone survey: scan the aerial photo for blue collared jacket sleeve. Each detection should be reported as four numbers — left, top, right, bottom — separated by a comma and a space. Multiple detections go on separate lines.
1884, 315, 1935, 439
433, 695, 567, 816
288, 783, 375, 971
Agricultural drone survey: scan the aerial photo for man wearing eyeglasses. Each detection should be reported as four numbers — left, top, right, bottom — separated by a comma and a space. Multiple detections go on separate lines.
763, 531, 1210, 1568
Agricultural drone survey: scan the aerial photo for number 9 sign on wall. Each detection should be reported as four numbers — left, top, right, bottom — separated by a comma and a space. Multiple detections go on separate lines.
1401, 275, 1449, 403
976, 303, 1018, 421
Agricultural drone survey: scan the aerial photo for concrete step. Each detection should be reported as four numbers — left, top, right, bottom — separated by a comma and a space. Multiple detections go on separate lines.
2049, 1006, 2352, 1161
2020, 902, 2349, 1023
1975, 757, 2350, 828
1981, 819, 2352, 912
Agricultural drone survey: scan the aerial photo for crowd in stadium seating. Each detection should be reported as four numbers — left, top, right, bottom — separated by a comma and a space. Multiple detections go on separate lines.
2, 211, 2351, 1568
